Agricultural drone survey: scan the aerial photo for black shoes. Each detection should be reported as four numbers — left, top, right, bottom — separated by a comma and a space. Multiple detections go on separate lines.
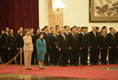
25, 68, 32, 70
39, 67, 44, 69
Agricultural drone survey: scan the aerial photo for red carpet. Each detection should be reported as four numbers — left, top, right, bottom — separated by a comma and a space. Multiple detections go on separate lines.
0, 64, 118, 80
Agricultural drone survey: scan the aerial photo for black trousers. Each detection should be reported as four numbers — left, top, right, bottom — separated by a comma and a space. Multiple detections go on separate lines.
0, 47, 3, 62
70, 49, 78, 65
101, 49, 107, 64
8, 49, 15, 64
90, 47, 99, 65
59, 50, 67, 66
51, 48, 59, 65
80, 48, 88, 65
44, 47, 51, 65
117, 48, 118, 63
65, 50, 69, 65
31, 47, 38, 64
0, 47, 1, 59
77, 50, 80, 64
109, 48, 117, 64
50, 48, 53, 64
96, 48, 100, 62
1, 47, 8, 63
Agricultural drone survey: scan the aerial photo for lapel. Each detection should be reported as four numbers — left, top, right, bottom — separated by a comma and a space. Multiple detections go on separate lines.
71, 33, 75, 39
60, 34, 66, 41
92, 31, 96, 38
110, 33, 115, 39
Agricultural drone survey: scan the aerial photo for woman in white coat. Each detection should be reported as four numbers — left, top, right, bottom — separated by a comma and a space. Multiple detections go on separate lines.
23, 29, 33, 70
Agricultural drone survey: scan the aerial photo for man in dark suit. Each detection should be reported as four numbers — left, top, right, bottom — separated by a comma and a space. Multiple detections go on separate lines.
96, 27, 100, 33
15, 27, 24, 64
58, 28, 68, 66
77, 27, 82, 64
0, 33, 2, 63
107, 27, 117, 64
1, 27, 9, 63
96, 27, 101, 62
6, 29, 16, 64
35, 28, 40, 39
64, 25, 70, 65
99, 26, 108, 64
43, 26, 51, 65
68, 26, 79, 66
50, 30, 59, 65
89, 26, 99, 65
0, 30, 5, 63
116, 29, 118, 63
79, 27, 89, 65
32, 28, 40, 64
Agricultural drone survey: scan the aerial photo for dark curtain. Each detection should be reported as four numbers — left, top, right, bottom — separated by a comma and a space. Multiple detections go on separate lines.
0, 0, 39, 33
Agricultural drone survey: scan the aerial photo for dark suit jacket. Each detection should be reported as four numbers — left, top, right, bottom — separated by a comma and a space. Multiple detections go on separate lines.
33, 33, 39, 48
77, 33, 81, 48
15, 33, 24, 48
50, 34, 58, 49
31, 34, 35, 48
6, 35, 16, 50
57, 33, 68, 51
68, 33, 78, 50
116, 32, 118, 46
88, 31, 99, 48
64, 32, 71, 48
1, 33, 9, 47
43, 32, 51, 48
107, 33, 117, 48
79, 33, 89, 49
0, 35, 1, 47
0, 35, 1, 55
99, 34, 108, 49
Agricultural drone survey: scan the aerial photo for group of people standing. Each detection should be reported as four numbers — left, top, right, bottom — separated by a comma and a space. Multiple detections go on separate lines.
41, 25, 118, 66
0, 25, 118, 69
0, 27, 46, 69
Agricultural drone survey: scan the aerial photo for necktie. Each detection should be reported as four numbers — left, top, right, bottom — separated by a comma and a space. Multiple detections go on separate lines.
62, 34, 66, 40
94, 32, 96, 37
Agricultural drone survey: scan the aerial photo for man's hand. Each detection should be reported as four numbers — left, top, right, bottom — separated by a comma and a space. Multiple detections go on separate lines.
100, 48, 102, 50
89, 46, 91, 48
8, 47, 10, 50
56, 45, 58, 48
69, 47, 72, 50
17, 48, 19, 51
80, 47, 82, 50
109, 46, 111, 49
58, 48, 61, 51
4, 46, 6, 48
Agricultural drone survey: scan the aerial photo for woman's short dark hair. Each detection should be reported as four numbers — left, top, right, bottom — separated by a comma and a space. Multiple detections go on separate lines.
102, 26, 106, 30
71, 26, 77, 31
39, 32, 44, 37
109, 27, 113, 31
96, 27, 99, 30
64, 25, 68, 29
44, 26, 48, 30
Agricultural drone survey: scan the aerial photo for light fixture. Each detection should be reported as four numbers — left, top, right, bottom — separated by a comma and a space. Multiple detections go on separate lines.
53, 0, 65, 11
